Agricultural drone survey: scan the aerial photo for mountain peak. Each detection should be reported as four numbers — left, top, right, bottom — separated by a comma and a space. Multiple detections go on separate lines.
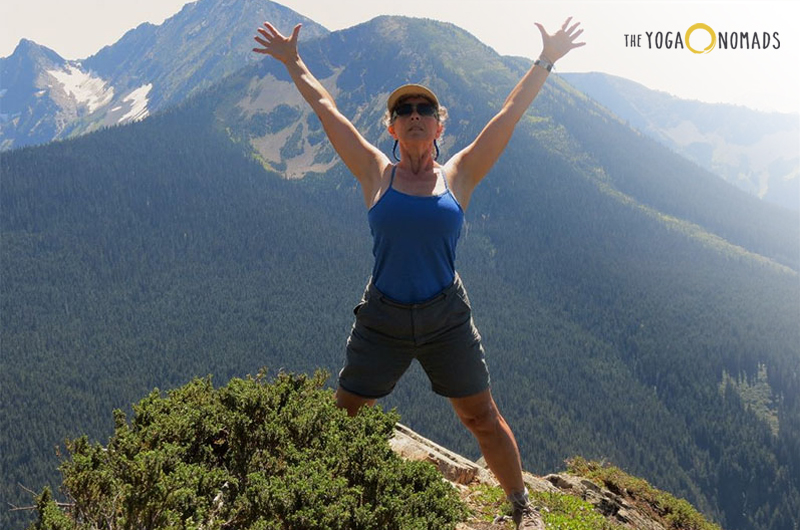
342, 13, 494, 54
1, 0, 329, 151
5, 38, 65, 65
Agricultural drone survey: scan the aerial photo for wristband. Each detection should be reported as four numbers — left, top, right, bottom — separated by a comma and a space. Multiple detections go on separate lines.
534, 57, 554, 72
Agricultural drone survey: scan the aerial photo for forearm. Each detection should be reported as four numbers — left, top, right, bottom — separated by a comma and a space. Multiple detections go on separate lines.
475, 60, 550, 159
282, 56, 338, 115
278, 53, 386, 184
499, 60, 550, 124
449, 18, 583, 190
252, 22, 386, 183
500, 16, 583, 123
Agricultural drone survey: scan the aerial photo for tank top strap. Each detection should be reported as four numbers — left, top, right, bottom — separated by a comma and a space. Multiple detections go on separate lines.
439, 167, 450, 191
389, 164, 397, 188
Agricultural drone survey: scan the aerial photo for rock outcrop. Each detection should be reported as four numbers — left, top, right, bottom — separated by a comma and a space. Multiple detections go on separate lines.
390, 423, 706, 530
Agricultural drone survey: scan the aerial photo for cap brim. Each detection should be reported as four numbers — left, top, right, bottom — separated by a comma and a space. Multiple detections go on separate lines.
387, 84, 440, 112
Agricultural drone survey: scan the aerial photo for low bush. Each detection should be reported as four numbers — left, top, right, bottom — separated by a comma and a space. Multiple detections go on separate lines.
29, 370, 467, 530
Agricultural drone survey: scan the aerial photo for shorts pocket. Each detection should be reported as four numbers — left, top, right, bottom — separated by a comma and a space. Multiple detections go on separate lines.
455, 290, 472, 312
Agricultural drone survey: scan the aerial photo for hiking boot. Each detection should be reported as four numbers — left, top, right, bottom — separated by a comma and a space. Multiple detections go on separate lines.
512, 503, 545, 529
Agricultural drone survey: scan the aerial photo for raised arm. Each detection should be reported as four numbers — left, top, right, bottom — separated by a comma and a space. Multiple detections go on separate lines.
446, 18, 585, 202
253, 23, 388, 199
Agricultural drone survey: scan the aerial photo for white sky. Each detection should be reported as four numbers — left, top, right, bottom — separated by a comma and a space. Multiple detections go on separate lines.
1, 0, 799, 114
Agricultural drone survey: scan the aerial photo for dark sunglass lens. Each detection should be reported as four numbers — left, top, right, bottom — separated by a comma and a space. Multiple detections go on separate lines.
394, 104, 413, 116
392, 102, 438, 119
417, 103, 436, 116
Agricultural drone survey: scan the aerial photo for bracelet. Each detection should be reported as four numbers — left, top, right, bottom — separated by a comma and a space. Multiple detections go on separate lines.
534, 56, 554, 72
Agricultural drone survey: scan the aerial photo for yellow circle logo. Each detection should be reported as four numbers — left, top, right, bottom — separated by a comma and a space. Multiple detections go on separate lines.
686, 23, 716, 54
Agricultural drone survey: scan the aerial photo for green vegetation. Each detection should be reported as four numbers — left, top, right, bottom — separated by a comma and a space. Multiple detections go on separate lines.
27, 371, 467, 530
720, 364, 780, 436
466, 483, 509, 524
534, 492, 627, 530
465, 483, 629, 530
247, 104, 303, 137
567, 458, 721, 530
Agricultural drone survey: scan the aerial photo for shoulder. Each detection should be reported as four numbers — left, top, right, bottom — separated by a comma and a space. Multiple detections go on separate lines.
440, 159, 475, 210
362, 162, 396, 209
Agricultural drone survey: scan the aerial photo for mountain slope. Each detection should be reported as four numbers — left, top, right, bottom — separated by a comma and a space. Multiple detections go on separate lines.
2, 14, 799, 530
0, 0, 328, 150
560, 72, 800, 211
0, 40, 93, 150
220, 17, 798, 271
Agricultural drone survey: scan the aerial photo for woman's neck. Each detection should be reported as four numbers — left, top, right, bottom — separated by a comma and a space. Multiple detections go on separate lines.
397, 145, 436, 175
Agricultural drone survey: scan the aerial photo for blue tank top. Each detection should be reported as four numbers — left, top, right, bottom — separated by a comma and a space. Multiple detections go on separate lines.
368, 165, 464, 303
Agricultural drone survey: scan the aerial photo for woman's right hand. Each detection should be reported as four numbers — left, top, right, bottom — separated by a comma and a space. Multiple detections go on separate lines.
253, 22, 302, 64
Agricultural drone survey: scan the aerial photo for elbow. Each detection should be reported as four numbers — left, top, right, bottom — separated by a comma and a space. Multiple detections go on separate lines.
318, 98, 337, 113
496, 106, 524, 128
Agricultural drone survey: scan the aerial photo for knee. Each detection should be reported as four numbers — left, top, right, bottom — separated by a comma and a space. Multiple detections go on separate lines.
335, 386, 376, 417
458, 402, 503, 436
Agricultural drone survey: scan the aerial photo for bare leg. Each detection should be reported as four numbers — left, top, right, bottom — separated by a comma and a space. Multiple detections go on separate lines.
335, 385, 377, 417
450, 388, 525, 496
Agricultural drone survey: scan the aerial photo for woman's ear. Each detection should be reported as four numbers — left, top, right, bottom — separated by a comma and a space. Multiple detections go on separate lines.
387, 123, 397, 139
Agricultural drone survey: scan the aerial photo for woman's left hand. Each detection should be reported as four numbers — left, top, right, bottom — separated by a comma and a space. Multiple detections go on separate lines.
535, 17, 585, 63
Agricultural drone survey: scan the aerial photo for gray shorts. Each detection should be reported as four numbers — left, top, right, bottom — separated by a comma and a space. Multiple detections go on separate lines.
338, 273, 490, 399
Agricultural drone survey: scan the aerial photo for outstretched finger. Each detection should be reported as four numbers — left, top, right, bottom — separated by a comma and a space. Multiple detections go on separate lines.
290, 23, 302, 43
570, 28, 585, 41
256, 27, 273, 41
561, 17, 573, 31
566, 21, 581, 35
569, 35, 587, 49
262, 22, 282, 39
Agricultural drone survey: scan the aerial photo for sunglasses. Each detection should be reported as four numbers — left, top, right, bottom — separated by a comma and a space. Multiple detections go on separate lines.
392, 102, 438, 119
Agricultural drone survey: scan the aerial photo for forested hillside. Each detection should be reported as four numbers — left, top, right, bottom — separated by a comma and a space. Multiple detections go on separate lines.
2, 15, 799, 530
560, 72, 800, 211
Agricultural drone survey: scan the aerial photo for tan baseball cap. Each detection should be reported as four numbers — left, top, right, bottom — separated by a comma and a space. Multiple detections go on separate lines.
387, 84, 440, 112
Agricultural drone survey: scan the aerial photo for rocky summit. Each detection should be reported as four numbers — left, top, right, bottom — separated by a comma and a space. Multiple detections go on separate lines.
391, 423, 720, 530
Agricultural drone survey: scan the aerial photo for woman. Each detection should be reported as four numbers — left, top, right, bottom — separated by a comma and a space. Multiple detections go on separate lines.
253, 17, 584, 529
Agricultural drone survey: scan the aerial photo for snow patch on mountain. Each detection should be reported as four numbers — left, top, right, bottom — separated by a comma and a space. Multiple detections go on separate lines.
47, 64, 114, 112
119, 84, 153, 123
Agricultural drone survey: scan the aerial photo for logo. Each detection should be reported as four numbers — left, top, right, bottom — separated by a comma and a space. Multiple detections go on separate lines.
685, 23, 716, 54
624, 24, 780, 53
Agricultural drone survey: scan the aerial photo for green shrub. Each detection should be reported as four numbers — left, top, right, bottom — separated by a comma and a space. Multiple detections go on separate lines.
467, 483, 509, 523
29, 370, 467, 530
565, 457, 720, 530
533, 491, 626, 530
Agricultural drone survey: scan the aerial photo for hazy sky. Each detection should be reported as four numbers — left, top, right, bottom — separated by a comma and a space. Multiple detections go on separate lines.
2, 0, 799, 114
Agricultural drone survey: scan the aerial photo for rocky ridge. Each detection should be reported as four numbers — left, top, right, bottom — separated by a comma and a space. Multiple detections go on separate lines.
391, 423, 716, 530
